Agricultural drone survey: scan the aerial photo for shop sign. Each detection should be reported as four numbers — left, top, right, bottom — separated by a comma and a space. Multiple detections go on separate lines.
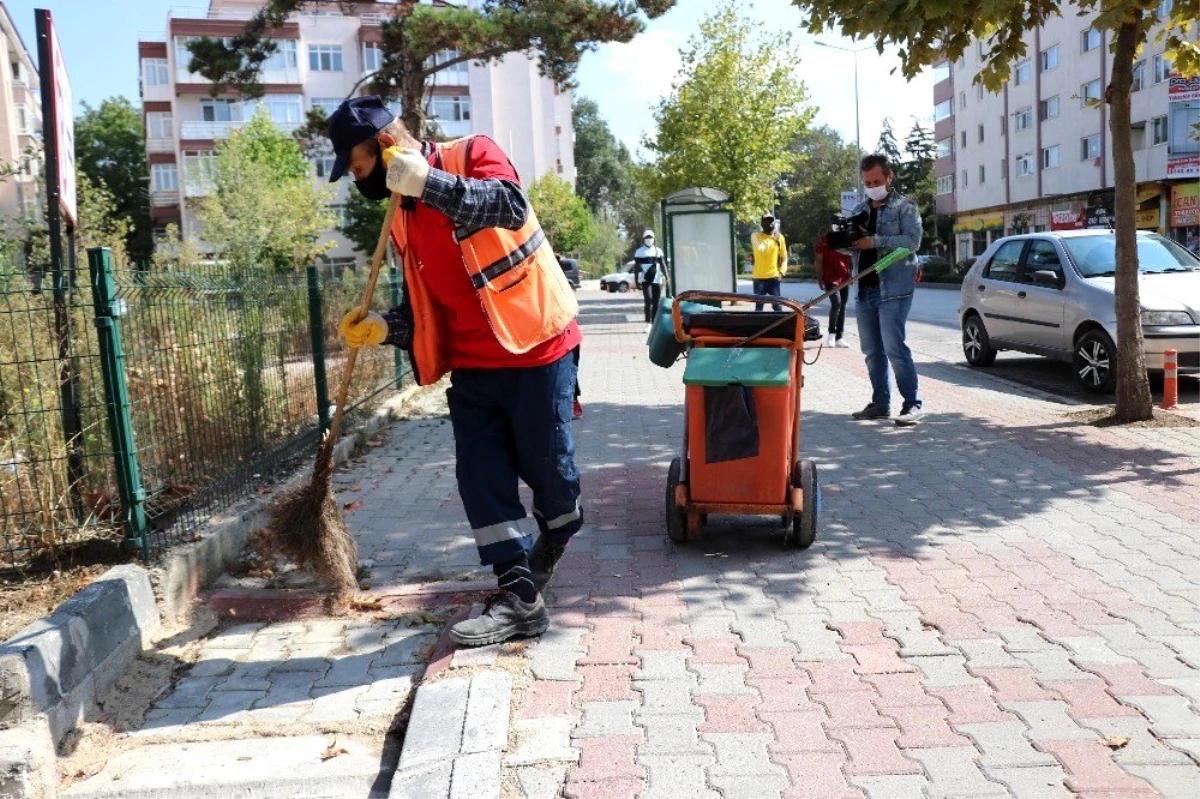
1172, 183, 1200, 228
1050, 210, 1084, 230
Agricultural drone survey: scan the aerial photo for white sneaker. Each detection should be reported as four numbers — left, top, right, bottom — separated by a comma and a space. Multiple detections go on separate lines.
824, 334, 836, 346
644, 323, 653, 333
835, 338, 850, 349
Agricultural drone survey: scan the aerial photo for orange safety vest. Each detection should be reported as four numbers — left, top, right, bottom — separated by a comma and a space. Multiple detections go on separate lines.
395, 136, 578, 386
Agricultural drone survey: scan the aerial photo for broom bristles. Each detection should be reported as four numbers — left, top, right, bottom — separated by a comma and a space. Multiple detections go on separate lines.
268, 441, 359, 596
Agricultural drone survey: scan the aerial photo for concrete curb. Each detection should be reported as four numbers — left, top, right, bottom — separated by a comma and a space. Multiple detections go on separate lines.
151, 383, 424, 622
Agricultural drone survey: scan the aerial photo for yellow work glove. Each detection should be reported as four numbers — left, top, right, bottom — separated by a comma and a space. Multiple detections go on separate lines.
338, 309, 388, 348
382, 146, 430, 198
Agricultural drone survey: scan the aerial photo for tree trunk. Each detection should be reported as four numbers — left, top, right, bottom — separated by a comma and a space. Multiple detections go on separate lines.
399, 61, 428, 139
1108, 17, 1153, 422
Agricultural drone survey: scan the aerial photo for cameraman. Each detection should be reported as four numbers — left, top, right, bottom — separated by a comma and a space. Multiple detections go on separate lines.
848, 154, 924, 426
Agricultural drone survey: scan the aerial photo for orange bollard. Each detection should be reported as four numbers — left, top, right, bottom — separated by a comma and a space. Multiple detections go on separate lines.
1162, 349, 1178, 410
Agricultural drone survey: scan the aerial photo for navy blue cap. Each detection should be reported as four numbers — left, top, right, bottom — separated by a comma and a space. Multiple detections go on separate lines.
326, 95, 395, 182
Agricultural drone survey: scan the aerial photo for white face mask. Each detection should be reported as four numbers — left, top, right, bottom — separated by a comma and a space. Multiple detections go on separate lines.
865, 184, 890, 202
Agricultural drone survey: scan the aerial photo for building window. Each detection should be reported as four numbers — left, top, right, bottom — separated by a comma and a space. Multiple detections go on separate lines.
936, 137, 953, 159
933, 61, 951, 83
428, 49, 469, 86
978, 124, 985, 143
175, 36, 234, 74
1081, 134, 1101, 160
960, 130, 967, 149
308, 44, 343, 72
1001, 158, 1008, 178
244, 94, 303, 125
1082, 27, 1101, 52
934, 99, 952, 122
1041, 45, 1060, 71
143, 57, 169, 86
961, 169, 969, 188
1151, 115, 1168, 145
1014, 60, 1031, 86
201, 98, 243, 122
311, 97, 343, 116
14, 104, 31, 134
182, 150, 215, 190
1039, 95, 1060, 120
1016, 153, 1034, 177
1153, 54, 1172, 84
1081, 79, 1102, 107
263, 39, 298, 71
1131, 60, 1145, 92
1000, 116, 1006, 136
362, 44, 382, 74
977, 83, 985, 101
147, 111, 173, 139
936, 175, 954, 195
959, 91, 967, 109
427, 95, 471, 122
979, 164, 986, 184
1042, 145, 1061, 169
1014, 106, 1033, 131
151, 162, 178, 192
313, 154, 337, 179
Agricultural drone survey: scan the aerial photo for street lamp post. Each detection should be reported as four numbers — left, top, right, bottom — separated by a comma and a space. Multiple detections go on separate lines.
814, 41, 872, 199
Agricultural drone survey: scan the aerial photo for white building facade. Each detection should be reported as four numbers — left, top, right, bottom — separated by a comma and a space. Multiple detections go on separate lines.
933, 1, 1200, 261
0, 1, 43, 227
138, 0, 576, 266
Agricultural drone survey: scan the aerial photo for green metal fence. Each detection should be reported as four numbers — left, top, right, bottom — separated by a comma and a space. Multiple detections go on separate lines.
0, 248, 410, 571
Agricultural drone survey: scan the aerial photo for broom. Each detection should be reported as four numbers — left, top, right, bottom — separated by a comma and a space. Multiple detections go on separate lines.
269, 193, 402, 596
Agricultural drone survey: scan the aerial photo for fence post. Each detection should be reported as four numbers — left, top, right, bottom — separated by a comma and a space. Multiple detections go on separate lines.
88, 247, 149, 559
307, 264, 332, 432
388, 249, 404, 387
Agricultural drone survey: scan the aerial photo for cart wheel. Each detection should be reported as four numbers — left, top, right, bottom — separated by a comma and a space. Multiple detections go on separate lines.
791, 459, 819, 549
666, 458, 687, 543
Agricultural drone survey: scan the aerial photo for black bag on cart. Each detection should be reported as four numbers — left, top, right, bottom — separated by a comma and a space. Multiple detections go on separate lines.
687, 311, 822, 342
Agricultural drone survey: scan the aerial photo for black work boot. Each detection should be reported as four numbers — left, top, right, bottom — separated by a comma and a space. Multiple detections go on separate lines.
529, 536, 569, 593
449, 590, 549, 647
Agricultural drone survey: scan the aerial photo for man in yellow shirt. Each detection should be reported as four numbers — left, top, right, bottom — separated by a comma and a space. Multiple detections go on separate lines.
750, 212, 787, 311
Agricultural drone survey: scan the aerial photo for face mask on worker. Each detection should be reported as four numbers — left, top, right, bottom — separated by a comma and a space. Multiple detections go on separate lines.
864, 183, 890, 202
762, 220, 774, 233
354, 141, 391, 201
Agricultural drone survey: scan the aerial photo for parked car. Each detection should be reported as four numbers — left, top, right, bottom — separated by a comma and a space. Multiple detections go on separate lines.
914, 254, 951, 283
558, 257, 581, 289
959, 230, 1200, 393
600, 261, 639, 293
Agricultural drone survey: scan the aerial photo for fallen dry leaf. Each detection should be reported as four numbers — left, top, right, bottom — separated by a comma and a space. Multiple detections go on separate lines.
1099, 735, 1130, 750
237, 756, 252, 762
343, 500, 363, 513
256, 487, 273, 495
349, 598, 383, 611
349, 484, 362, 492
320, 742, 349, 761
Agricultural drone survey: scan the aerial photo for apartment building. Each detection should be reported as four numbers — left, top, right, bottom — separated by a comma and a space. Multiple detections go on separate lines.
934, 0, 1200, 261
138, 0, 576, 266
0, 1, 43, 226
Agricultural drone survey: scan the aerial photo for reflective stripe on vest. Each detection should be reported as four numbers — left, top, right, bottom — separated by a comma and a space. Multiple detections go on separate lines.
469, 227, 547, 291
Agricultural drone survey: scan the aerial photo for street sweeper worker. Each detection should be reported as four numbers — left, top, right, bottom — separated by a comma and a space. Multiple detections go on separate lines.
328, 96, 583, 647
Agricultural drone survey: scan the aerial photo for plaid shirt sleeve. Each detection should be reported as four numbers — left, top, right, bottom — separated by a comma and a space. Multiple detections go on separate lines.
419, 168, 530, 231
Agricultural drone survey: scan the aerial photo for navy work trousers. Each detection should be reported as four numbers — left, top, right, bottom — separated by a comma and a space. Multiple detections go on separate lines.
447, 350, 583, 565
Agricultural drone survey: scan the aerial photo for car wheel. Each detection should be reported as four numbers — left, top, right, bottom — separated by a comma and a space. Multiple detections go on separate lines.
962, 313, 997, 367
1074, 329, 1117, 394
617, 282, 630, 293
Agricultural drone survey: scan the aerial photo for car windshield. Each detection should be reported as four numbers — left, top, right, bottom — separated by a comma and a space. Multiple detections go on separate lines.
1063, 235, 1200, 278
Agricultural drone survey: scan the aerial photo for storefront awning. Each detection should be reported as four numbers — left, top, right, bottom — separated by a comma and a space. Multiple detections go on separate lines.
953, 214, 1005, 233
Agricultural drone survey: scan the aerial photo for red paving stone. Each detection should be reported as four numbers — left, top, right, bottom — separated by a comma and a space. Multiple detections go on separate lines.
573, 664, 638, 702
844, 643, 918, 675
865, 673, 946, 708
830, 727, 923, 775
828, 621, 887, 645
1039, 740, 1161, 797
518, 680, 576, 719
973, 668, 1058, 702
635, 622, 691, 651
579, 627, 638, 666
1043, 680, 1143, 720
763, 709, 842, 753
776, 752, 865, 799
750, 676, 821, 713
742, 647, 805, 678
686, 636, 747, 664
805, 662, 875, 694
568, 736, 645, 782
814, 691, 897, 730
695, 695, 770, 733
1081, 663, 1179, 697
930, 686, 1020, 725
885, 704, 974, 749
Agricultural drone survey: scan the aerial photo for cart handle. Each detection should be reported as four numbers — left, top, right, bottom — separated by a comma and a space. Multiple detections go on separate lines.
672, 291, 809, 348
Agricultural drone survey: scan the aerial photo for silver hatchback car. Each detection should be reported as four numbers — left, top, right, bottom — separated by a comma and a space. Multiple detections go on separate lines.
959, 230, 1200, 393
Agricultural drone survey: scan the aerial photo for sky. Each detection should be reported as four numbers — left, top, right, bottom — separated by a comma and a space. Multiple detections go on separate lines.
6, 0, 933, 163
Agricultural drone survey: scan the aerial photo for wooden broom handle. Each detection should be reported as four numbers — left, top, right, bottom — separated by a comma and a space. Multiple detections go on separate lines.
326, 193, 402, 445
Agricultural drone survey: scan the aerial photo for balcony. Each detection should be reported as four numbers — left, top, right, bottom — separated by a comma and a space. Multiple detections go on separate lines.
147, 138, 175, 154
151, 189, 180, 207
183, 180, 213, 198
180, 119, 300, 139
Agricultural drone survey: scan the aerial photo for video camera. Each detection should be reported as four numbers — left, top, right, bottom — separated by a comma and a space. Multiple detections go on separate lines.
825, 209, 871, 251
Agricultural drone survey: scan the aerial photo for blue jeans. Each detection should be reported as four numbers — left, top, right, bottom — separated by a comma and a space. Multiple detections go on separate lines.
447, 351, 583, 565
752, 278, 782, 311
855, 288, 920, 409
